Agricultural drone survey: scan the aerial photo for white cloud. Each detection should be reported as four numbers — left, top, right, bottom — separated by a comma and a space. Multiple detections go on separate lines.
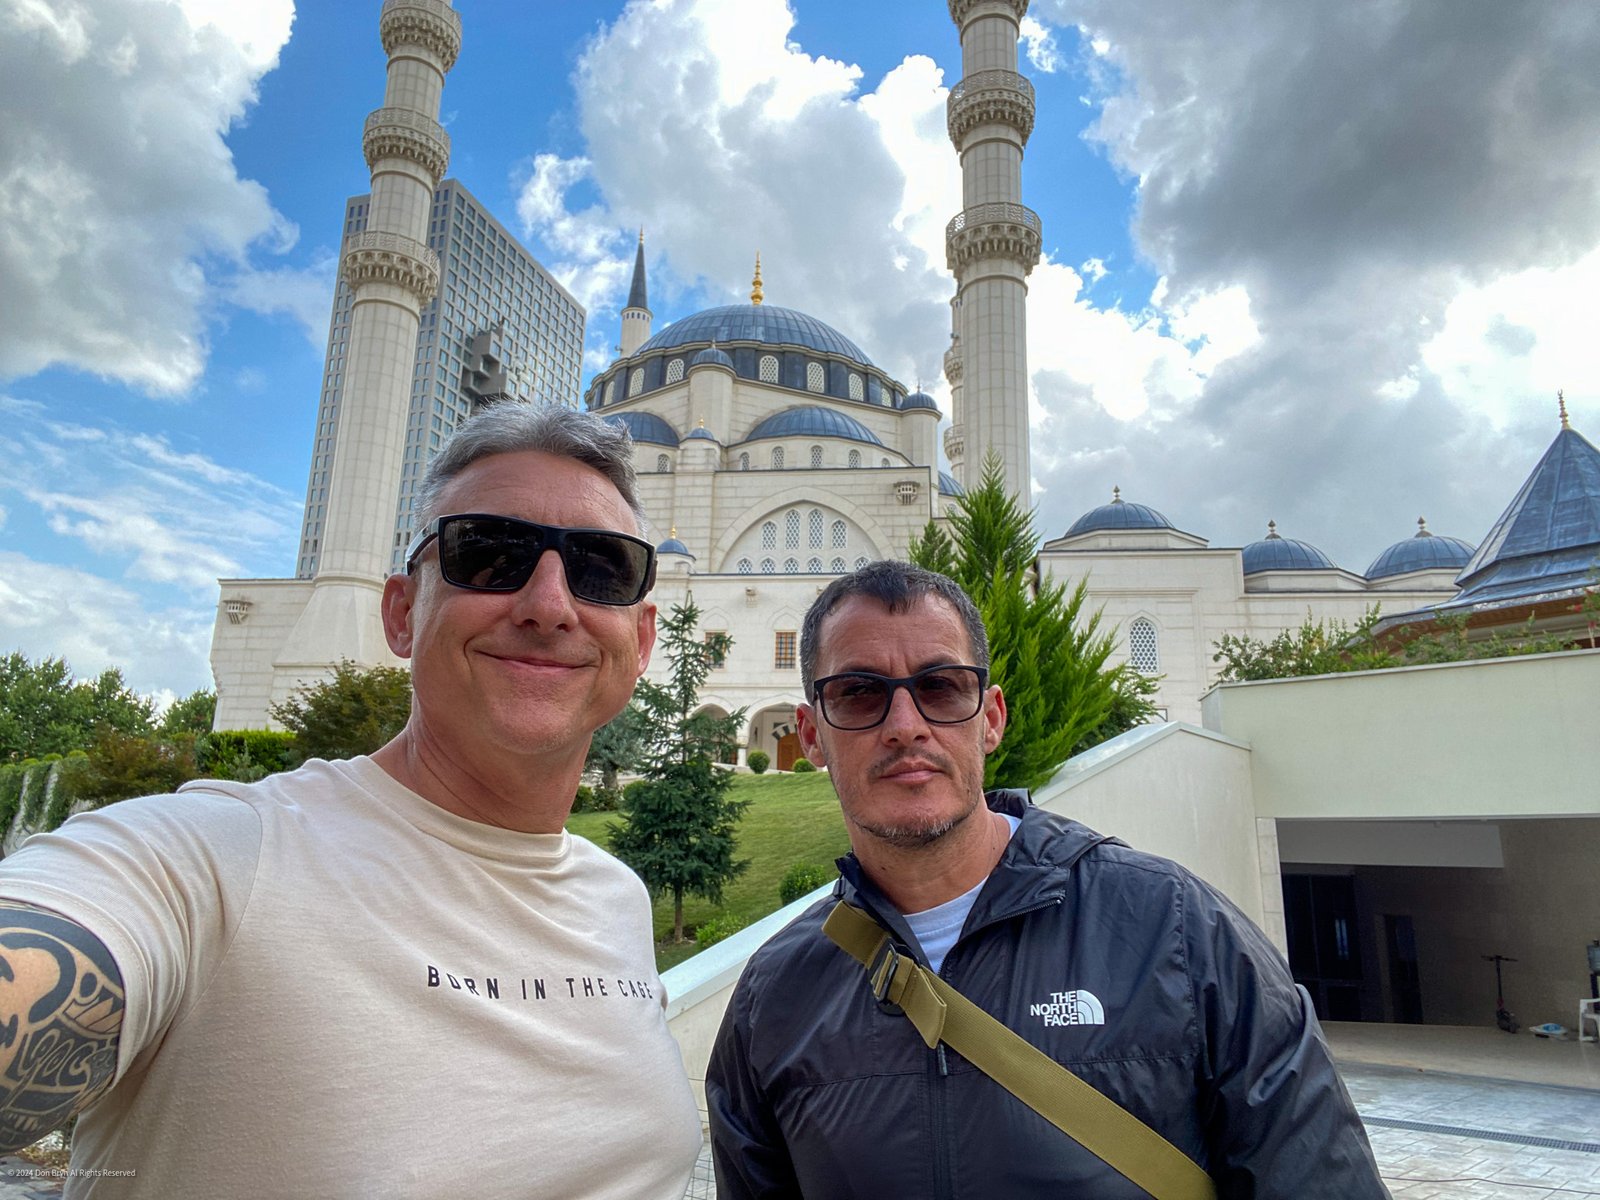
0, 552, 215, 699
1019, 16, 1062, 73
0, 0, 296, 395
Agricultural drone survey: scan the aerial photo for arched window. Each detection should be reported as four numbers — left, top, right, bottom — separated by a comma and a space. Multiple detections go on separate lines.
854, 556, 869, 570
760, 557, 776, 574
759, 355, 779, 383
665, 358, 685, 384
1129, 618, 1160, 674
848, 449, 861, 468
848, 373, 863, 401
784, 558, 800, 573
806, 362, 825, 392
772, 446, 784, 469
807, 557, 824, 573
808, 509, 824, 547
761, 522, 776, 549
656, 453, 670, 473
809, 445, 822, 469
739, 452, 750, 471
628, 368, 644, 397
880, 457, 890, 467
737, 558, 753, 574
603, 379, 616, 405
831, 520, 846, 548
830, 557, 846, 573
784, 509, 801, 548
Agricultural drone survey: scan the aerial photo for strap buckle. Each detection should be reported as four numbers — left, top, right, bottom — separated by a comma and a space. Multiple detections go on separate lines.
867, 938, 903, 1003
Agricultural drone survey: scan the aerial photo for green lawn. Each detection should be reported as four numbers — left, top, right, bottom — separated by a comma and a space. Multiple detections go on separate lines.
566, 771, 851, 971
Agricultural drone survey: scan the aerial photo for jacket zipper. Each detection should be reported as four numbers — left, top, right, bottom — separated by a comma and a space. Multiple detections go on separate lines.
930, 1041, 951, 1199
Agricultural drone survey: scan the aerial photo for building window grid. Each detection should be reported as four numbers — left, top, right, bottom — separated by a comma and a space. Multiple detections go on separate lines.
785, 510, 801, 548
774, 631, 797, 671
784, 558, 800, 573
831, 520, 847, 548
807, 557, 824, 573
809, 445, 823, 469
760, 557, 776, 574
759, 355, 779, 383
806, 362, 825, 392
761, 522, 776, 549
848, 449, 861, 468
1129, 619, 1160, 674
808, 510, 823, 547
772, 446, 784, 469
665, 358, 685, 384
830, 557, 847, 573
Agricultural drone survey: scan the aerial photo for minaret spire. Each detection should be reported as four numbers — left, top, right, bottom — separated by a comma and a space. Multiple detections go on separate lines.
1559, 389, 1570, 431
751, 252, 764, 306
619, 227, 653, 357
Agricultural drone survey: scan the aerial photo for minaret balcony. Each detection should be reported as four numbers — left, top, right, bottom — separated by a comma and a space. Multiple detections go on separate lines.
943, 346, 964, 386
947, 69, 1035, 145
944, 424, 966, 465
341, 230, 441, 304
379, 0, 462, 70
363, 108, 451, 181
948, 0, 1029, 28
945, 202, 1043, 274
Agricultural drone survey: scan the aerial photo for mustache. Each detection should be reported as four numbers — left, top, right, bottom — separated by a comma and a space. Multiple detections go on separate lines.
870, 750, 952, 779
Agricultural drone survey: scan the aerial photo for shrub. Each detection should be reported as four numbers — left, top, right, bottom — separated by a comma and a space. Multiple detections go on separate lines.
571, 784, 622, 814
791, 757, 816, 773
746, 749, 770, 774
779, 862, 834, 905
694, 913, 751, 947
622, 779, 651, 807
199, 730, 298, 782
68, 731, 199, 813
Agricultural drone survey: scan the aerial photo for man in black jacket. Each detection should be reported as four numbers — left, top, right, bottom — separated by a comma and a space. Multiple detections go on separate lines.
707, 561, 1387, 1198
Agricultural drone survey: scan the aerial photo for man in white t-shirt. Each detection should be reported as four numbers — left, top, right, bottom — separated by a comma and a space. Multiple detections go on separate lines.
0, 405, 702, 1198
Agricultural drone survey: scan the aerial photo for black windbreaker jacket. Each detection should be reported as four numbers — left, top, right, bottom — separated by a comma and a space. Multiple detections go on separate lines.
707, 791, 1387, 1198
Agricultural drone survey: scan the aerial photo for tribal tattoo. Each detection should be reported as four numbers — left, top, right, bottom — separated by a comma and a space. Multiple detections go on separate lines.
0, 902, 124, 1153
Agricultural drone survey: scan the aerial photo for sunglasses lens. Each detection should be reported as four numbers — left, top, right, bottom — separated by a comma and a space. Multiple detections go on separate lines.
817, 676, 892, 730
438, 517, 543, 591
911, 668, 984, 722
564, 532, 653, 605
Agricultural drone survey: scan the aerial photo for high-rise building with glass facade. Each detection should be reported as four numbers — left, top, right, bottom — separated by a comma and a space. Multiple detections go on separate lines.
296, 177, 585, 578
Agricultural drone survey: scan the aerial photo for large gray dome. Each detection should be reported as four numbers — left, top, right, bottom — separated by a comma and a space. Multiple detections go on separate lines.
638, 304, 873, 367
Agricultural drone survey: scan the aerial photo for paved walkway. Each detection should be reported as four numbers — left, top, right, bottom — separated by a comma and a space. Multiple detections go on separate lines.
6, 1025, 1596, 1197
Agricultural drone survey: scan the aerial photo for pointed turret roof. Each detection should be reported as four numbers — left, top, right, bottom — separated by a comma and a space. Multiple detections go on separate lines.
1447, 419, 1600, 608
626, 229, 648, 312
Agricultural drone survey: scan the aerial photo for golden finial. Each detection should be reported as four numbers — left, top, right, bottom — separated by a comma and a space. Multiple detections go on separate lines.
1266, 519, 1280, 539
1559, 389, 1570, 430
1111, 485, 1122, 503
670, 525, 678, 538
751, 253, 764, 306
638, 227, 645, 245
1416, 517, 1431, 538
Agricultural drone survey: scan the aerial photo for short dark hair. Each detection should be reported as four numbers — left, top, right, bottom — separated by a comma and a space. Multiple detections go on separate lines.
414, 403, 646, 531
799, 560, 989, 697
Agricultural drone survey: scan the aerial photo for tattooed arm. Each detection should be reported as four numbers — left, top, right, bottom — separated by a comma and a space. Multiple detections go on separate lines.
0, 901, 123, 1153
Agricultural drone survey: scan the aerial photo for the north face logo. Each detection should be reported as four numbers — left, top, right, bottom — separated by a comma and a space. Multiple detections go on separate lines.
1029, 989, 1105, 1026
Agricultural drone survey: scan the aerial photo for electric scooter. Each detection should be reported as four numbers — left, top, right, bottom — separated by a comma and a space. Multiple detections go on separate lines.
1482, 954, 1518, 1033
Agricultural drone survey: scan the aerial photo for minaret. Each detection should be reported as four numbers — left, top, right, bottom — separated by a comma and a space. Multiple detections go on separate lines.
619, 229, 652, 357
277, 0, 461, 680
944, 0, 1040, 498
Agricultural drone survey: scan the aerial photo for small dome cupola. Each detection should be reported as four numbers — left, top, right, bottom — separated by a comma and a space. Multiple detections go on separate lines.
1241, 520, 1337, 574
1365, 517, 1476, 579
603, 411, 680, 447
1064, 487, 1175, 536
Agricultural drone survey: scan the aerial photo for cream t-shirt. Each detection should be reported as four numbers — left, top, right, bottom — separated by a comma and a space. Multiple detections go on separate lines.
0, 757, 701, 1199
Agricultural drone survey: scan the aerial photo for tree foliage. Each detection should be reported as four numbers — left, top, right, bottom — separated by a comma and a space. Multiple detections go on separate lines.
909, 455, 1155, 791
1213, 604, 1591, 683
268, 660, 412, 762
585, 702, 648, 802
160, 689, 216, 736
608, 600, 749, 942
0, 652, 155, 763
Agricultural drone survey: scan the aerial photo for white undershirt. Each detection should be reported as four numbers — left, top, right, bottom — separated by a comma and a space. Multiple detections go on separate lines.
902, 813, 1022, 973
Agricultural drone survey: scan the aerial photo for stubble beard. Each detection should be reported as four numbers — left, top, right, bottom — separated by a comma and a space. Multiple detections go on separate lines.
847, 785, 984, 849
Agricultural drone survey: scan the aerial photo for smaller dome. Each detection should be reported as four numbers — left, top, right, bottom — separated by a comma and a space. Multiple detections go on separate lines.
900, 391, 939, 413
604, 410, 679, 447
691, 346, 734, 370
1366, 518, 1475, 579
1241, 521, 1336, 574
746, 405, 885, 447
938, 471, 964, 497
1064, 487, 1174, 536
656, 536, 692, 557
686, 425, 718, 442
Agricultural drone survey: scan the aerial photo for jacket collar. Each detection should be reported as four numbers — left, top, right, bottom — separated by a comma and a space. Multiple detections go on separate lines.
833, 790, 1118, 958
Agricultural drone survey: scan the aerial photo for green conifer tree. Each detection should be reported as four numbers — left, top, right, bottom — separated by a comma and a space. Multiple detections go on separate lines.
609, 599, 749, 942
909, 455, 1154, 790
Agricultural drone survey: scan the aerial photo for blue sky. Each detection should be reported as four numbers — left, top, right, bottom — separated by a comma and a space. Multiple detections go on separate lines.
2, 0, 1598, 704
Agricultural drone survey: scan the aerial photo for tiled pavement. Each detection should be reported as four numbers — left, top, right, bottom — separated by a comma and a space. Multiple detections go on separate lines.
8, 1026, 1597, 1197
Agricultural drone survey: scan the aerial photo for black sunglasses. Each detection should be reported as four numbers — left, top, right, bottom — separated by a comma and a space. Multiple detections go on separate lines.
812, 665, 989, 731
404, 513, 656, 606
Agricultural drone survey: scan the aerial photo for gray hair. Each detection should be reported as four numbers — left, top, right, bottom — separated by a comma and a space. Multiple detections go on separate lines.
799, 560, 989, 697
414, 403, 646, 531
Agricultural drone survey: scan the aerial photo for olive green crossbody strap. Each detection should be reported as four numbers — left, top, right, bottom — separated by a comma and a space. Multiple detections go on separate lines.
822, 900, 1218, 1200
